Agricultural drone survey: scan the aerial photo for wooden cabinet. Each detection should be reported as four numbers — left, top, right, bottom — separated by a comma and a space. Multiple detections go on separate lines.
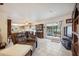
7, 19, 11, 37
35, 24, 44, 38
72, 4, 79, 56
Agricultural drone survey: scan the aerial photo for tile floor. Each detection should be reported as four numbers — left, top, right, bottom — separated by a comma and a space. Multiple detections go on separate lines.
32, 38, 72, 56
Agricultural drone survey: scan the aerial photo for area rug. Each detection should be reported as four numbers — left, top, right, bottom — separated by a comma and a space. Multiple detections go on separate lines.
51, 37, 60, 43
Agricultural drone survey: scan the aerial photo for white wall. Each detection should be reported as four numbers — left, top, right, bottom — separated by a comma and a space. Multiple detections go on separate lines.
0, 13, 8, 43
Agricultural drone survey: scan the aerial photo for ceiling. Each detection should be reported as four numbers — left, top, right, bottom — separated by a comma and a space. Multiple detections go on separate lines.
0, 3, 75, 24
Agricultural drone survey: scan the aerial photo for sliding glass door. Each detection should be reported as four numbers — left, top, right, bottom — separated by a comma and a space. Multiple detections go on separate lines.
46, 23, 61, 37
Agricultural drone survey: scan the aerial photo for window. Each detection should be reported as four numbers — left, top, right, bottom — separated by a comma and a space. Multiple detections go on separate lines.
67, 26, 72, 37
46, 24, 61, 37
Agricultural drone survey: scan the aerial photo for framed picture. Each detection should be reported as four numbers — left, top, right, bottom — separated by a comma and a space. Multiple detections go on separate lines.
66, 19, 72, 23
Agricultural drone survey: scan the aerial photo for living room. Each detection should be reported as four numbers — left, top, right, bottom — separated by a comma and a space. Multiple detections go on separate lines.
0, 3, 77, 56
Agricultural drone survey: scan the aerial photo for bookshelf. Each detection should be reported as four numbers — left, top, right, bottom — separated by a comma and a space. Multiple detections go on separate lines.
35, 24, 44, 38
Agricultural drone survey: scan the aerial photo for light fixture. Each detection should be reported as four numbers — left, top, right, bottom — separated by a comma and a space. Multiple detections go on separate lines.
28, 23, 32, 28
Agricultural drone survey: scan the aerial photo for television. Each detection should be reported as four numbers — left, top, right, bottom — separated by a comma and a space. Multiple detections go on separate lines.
64, 26, 72, 38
